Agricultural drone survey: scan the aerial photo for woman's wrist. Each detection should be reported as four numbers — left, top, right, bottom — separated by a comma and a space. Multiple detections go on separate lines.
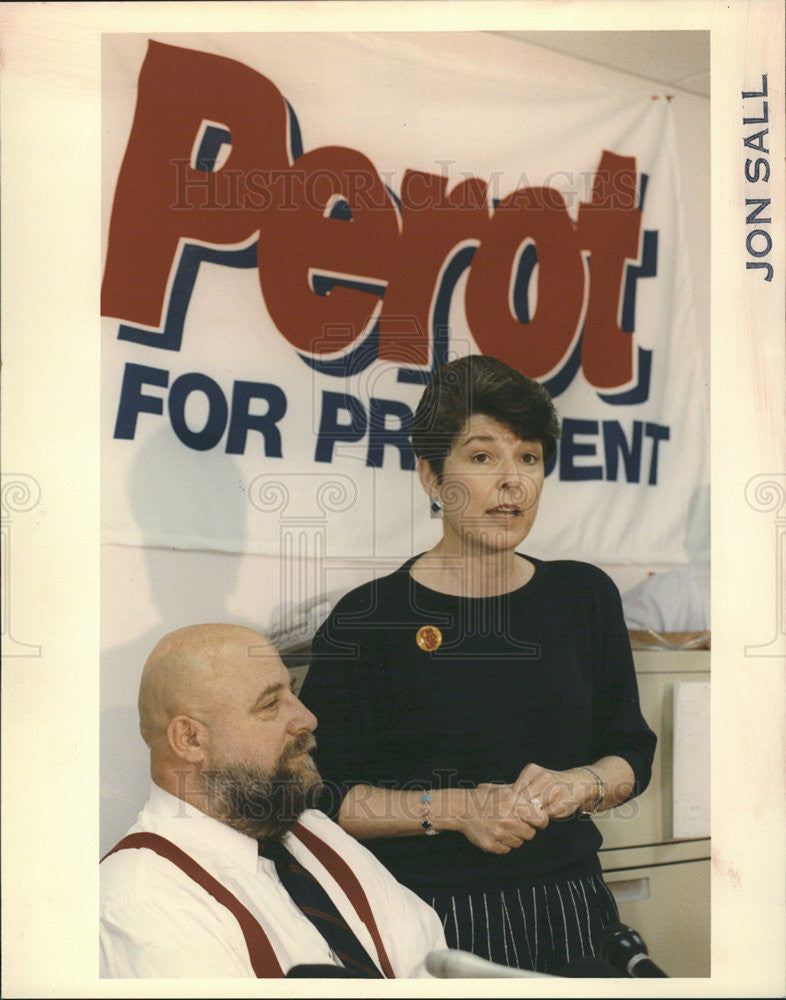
418, 790, 439, 835
340, 785, 462, 838
428, 787, 464, 833
568, 766, 606, 814
579, 766, 606, 815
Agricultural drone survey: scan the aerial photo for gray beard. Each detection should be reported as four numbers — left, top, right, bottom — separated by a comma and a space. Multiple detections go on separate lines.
203, 732, 323, 843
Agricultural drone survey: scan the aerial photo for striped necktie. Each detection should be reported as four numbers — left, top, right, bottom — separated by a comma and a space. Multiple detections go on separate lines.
260, 840, 384, 978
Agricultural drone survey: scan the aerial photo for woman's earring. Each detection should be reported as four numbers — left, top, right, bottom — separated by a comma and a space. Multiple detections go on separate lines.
430, 495, 442, 519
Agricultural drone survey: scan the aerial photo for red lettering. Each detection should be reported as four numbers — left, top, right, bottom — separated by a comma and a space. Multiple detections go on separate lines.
102, 44, 648, 394
101, 41, 289, 328
466, 187, 584, 378
576, 151, 642, 389
255, 146, 397, 355
381, 173, 489, 366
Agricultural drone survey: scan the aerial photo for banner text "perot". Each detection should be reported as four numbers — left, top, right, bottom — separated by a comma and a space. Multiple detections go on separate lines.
101, 41, 654, 397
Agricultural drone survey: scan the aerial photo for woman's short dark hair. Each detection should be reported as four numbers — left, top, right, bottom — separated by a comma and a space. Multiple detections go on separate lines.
411, 355, 560, 479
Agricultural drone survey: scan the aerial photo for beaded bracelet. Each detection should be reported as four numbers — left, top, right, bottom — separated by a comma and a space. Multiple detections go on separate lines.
577, 766, 606, 815
420, 791, 439, 836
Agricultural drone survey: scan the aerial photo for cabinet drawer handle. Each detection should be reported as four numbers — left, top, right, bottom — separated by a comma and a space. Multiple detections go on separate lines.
606, 876, 650, 903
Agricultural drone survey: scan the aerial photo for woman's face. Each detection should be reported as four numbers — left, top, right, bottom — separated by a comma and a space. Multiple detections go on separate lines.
420, 413, 545, 555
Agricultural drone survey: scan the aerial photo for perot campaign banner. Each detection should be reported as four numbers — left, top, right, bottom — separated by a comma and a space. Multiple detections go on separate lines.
101, 31, 709, 567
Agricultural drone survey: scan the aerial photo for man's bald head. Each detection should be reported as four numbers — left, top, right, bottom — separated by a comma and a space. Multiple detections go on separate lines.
136, 622, 320, 837
138, 623, 278, 747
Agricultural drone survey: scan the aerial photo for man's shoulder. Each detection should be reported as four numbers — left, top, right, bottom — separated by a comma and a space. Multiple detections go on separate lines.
291, 809, 397, 880
100, 829, 198, 905
291, 808, 352, 846
100, 798, 232, 901
99, 818, 255, 978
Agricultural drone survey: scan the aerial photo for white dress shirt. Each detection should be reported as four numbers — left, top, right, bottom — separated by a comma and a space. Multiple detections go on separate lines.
100, 784, 446, 978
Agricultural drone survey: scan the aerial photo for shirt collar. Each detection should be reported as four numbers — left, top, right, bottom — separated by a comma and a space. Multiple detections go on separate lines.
144, 782, 261, 875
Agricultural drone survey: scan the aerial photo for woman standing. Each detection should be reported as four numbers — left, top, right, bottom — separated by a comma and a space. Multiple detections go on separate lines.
299, 355, 656, 975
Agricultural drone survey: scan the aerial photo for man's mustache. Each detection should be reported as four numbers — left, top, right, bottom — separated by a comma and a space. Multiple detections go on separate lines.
280, 732, 317, 764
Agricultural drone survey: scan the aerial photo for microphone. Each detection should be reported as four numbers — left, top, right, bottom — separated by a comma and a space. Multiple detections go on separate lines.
593, 921, 668, 977
425, 948, 552, 978
285, 963, 361, 977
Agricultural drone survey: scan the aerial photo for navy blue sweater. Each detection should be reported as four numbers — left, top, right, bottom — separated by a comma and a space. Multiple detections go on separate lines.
300, 556, 657, 893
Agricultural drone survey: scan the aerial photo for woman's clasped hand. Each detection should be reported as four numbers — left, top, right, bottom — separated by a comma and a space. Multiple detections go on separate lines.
451, 781, 549, 854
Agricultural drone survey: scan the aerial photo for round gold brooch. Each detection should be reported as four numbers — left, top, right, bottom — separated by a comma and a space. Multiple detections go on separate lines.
415, 625, 443, 652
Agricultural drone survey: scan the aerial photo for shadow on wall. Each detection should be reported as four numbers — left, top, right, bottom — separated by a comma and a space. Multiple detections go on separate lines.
100, 427, 258, 856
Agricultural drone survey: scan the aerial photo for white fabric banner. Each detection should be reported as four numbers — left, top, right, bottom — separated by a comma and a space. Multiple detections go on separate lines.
101, 31, 709, 567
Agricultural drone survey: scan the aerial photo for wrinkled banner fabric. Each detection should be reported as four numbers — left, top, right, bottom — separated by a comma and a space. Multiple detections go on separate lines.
101, 32, 708, 568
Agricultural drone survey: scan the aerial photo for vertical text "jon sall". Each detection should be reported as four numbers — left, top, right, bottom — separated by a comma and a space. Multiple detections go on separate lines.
743, 74, 773, 282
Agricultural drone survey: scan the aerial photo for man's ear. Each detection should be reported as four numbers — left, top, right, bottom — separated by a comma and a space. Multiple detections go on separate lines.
417, 457, 439, 497
167, 715, 208, 764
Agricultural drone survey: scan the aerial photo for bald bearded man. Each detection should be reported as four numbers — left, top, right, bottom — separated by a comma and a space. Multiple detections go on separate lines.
100, 623, 446, 978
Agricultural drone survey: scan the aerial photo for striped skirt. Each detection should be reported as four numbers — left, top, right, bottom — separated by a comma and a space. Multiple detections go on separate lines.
423, 873, 619, 976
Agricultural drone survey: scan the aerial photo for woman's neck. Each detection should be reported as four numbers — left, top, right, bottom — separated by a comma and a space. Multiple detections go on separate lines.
411, 540, 535, 597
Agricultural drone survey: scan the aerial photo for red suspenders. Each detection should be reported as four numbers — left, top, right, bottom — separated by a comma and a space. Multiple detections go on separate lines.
290, 824, 396, 979
101, 823, 395, 978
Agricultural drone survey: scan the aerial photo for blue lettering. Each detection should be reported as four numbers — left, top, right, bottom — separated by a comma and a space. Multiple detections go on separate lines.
117, 242, 258, 352
367, 398, 415, 469
602, 420, 643, 482
226, 381, 287, 456
559, 418, 603, 481
645, 422, 670, 485
194, 123, 232, 172
168, 372, 228, 451
315, 391, 367, 463
551, 418, 670, 483
114, 363, 169, 438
